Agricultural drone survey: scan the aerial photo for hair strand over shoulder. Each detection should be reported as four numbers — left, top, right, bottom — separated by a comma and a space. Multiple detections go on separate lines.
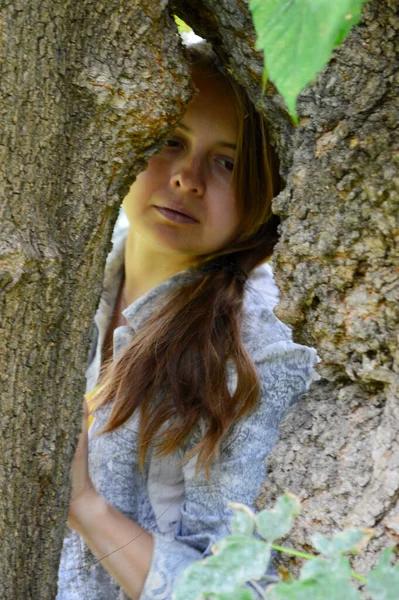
93, 42, 283, 478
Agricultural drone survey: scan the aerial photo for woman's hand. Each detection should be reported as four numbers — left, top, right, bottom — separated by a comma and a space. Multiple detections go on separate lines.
64, 398, 154, 599
68, 398, 98, 528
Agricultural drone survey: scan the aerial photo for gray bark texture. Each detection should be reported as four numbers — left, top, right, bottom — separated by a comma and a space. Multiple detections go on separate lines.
0, 0, 397, 598
176, 0, 399, 585
258, 0, 399, 581
0, 1, 192, 598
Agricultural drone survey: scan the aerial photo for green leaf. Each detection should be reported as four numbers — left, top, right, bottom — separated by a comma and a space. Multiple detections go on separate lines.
301, 554, 351, 581
212, 534, 271, 580
333, 4, 364, 46
269, 555, 361, 600
174, 16, 192, 34
249, 0, 369, 116
256, 493, 300, 543
268, 576, 360, 600
366, 548, 399, 600
173, 535, 271, 600
312, 529, 372, 558
267, 579, 321, 600
229, 502, 256, 536
211, 588, 256, 600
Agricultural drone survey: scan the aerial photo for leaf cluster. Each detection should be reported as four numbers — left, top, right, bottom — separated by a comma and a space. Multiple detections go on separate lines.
173, 494, 398, 600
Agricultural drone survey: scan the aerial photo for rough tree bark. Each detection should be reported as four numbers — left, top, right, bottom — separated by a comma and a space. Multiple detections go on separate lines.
258, 1, 399, 580
174, 0, 399, 585
0, 0, 397, 598
0, 2, 192, 598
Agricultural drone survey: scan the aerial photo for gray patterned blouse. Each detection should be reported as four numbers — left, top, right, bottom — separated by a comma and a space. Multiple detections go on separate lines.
57, 222, 318, 600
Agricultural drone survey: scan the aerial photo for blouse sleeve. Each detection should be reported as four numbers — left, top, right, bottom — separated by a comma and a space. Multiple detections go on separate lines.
139, 341, 318, 600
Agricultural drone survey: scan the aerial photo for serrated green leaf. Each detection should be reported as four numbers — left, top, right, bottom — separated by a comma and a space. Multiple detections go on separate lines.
268, 555, 360, 600
311, 533, 332, 557
366, 548, 399, 600
173, 535, 271, 600
249, 0, 369, 116
230, 504, 256, 536
301, 554, 352, 581
312, 529, 370, 558
256, 494, 300, 543
212, 534, 271, 579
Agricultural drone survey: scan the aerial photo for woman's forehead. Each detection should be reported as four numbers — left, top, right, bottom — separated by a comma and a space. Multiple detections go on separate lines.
179, 69, 238, 141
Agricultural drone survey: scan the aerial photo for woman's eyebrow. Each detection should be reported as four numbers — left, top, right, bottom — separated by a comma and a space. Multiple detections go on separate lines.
219, 142, 237, 150
176, 122, 236, 150
177, 122, 191, 132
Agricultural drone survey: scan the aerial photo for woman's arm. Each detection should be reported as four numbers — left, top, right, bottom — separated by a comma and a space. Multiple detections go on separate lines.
68, 400, 154, 600
68, 341, 317, 600
138, 341, 318, 600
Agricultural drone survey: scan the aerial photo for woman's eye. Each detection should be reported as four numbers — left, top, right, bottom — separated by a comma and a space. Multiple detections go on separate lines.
218, 157, 235, 172
163, 138, 182, 149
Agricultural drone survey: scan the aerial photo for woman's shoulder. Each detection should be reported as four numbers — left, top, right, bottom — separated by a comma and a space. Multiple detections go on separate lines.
246, 263, 279, 311
242, 264, 318, 367
242, 264, 291, 356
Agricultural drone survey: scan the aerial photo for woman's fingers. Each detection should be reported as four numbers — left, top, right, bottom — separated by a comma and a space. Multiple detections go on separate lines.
69, 398, 92, 507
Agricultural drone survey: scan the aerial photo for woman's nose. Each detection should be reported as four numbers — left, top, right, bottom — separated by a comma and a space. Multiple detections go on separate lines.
170, 157, 205, 196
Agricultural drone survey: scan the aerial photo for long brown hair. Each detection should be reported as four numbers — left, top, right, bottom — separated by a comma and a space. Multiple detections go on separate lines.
93, 43, 282, 476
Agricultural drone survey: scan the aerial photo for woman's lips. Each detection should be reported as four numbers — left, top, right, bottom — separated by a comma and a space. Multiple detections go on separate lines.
154, 206, 198, 224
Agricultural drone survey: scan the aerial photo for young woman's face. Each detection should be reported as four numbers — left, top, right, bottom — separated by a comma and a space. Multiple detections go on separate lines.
122, 68, 240, 262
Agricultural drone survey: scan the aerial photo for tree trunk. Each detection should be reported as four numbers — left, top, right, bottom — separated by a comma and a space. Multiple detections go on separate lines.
1, 0, 397, 597
174, 0, 399, 583
0, 2, 191, 598
257, 0, 399, 579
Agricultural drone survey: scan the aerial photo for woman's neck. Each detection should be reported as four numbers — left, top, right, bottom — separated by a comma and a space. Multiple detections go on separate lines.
123, 228, 194, 307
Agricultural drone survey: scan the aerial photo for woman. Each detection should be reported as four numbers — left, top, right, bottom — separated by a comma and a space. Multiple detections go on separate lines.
57, 42, 317, 600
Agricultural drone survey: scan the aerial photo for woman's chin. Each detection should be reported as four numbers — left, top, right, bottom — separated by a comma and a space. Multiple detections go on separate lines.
145, 224, 202, 256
